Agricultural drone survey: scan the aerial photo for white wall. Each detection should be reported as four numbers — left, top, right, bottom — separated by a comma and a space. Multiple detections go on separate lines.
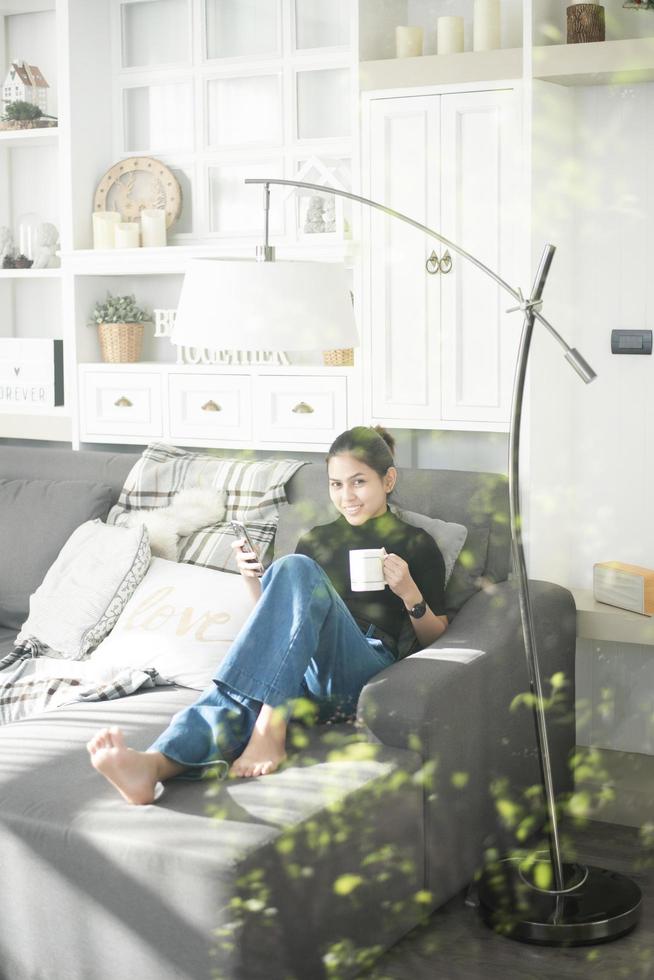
528, 81, 654, 590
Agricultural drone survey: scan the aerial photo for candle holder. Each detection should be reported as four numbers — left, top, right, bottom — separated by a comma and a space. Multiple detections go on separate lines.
567, 3, 605, 43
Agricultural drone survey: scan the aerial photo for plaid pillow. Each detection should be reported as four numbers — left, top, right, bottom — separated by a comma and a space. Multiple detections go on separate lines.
107, 442, 305, 573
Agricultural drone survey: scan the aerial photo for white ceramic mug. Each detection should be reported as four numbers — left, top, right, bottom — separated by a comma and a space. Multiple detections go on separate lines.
349, 549, 386, 592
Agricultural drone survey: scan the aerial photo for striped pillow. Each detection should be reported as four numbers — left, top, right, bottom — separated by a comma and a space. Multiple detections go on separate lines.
107, 442, 305, 573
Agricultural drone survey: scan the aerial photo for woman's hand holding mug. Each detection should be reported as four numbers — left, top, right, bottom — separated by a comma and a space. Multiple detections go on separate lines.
381, 550, 420, 605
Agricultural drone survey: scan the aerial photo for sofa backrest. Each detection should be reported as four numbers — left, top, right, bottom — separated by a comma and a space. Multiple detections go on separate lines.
0, 446, 510, 615
0, 445, 140, 500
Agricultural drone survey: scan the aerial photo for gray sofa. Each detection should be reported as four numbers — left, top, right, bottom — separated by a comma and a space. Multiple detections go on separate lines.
0, 444, 577, 980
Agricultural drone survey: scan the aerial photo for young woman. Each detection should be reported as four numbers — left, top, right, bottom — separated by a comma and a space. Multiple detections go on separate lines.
87, 426, 448, 804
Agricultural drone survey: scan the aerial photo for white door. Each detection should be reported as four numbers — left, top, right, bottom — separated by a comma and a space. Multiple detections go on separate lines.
368, 95, 442, 424
440, 88, 522, 423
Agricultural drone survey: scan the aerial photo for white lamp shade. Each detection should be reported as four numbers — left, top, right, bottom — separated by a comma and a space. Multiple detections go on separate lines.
171, 258, 358, 351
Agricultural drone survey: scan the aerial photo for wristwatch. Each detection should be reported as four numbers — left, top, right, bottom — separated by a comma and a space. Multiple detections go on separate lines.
406, 597, 427, 619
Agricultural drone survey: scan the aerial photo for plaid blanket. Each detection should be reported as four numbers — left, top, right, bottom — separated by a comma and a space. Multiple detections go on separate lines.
107, 442, 305, 573
0, 642, 170, 726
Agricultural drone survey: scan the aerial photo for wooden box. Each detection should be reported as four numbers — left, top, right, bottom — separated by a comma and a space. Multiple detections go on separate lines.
593, 561, 654, 616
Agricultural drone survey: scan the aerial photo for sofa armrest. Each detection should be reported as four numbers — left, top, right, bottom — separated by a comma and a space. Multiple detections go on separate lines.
358, 578, 576, 790
357, 579, 577, 896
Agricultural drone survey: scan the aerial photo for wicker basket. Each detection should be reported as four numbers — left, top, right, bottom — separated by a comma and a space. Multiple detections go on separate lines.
322, 348, 354, 367
98, 322, 144, 363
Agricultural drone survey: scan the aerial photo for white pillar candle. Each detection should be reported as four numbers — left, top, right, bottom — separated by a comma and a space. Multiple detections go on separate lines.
437, 16, 464, 55
473, 0, 501, 51
92, 211, 121, 250
114, 221, 141, 249
140, 208, 167, 248
570, 0, 598, 4
395, 25, 424, 58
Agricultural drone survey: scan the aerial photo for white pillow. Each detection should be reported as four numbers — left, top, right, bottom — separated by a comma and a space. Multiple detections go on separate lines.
89, 558, 254, 690
390, 505, 468, 585
16, 520, 151, 659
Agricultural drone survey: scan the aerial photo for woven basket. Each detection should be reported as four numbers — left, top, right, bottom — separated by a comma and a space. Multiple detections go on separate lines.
323, 348, 354, 367
98, 322, 144, 363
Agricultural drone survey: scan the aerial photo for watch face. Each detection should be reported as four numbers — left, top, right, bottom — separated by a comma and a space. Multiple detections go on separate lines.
409, 600, 427, 619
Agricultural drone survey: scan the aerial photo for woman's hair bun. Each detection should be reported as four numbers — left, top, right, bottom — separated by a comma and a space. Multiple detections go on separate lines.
371, 425, 395, 458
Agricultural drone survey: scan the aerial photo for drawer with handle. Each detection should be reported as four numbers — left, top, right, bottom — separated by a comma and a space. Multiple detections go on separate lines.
254, 375, 347, 445
80, 369, 163, 439
168, 373, 252, 442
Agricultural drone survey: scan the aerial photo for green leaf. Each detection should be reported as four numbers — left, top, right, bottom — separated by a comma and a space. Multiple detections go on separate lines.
333, 874, 363, 896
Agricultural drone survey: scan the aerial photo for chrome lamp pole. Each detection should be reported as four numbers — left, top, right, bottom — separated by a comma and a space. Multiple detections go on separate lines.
244, 177, 641, 945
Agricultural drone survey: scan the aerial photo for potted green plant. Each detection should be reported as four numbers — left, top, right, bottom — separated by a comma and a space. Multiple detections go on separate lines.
0, 100, 58, 130
88, 292, 151, 363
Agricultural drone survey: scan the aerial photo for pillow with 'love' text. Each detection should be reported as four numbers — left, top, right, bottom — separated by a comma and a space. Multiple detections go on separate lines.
89, 557, 254, 690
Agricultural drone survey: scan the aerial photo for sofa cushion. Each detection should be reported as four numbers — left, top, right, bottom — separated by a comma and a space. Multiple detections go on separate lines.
0, 479, 115, 631
107, 442, 305, 574
16, 520, 151, 659
389, 505, 467, 585
0, 689, 424, 980
89, 558, 255, 690
443, 525, 491, 618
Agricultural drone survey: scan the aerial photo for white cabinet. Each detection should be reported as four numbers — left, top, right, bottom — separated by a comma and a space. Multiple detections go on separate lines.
168, 372, 252, 443
254, 375, 348, 445
365, 86, 523, 431
79, 364, 359, 451
80, 367, 163, 440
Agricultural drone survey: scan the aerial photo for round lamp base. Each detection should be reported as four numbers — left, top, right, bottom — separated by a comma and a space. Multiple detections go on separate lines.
478, 859, 642, 946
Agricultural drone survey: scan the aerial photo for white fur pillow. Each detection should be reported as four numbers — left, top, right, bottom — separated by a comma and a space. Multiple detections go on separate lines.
89, 558, 254, 690
120, 487, 226, 561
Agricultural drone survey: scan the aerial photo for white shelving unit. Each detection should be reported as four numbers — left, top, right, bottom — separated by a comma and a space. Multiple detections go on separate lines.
0, 0, 360, 447
2, 1, 654, 448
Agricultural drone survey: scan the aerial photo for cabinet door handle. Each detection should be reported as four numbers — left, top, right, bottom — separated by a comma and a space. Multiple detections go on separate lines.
201, 400, 222, 412
440, 250, 453, 274
114, 396, 133, 407
425, 250, 440, 275
292, 401, 314, 414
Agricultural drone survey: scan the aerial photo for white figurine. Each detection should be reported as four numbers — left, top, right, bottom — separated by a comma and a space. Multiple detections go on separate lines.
0, 226, 14, 263
32, 222, 60, 269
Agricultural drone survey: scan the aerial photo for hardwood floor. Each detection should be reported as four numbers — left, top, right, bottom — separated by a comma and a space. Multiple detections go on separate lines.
364, 821, 652, 979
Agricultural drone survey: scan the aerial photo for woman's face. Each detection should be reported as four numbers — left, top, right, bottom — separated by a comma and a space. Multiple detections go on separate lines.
328, 453, 396, 526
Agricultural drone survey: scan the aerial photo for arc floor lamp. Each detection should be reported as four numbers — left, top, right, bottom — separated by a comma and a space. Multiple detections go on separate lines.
172, 177, 642, 946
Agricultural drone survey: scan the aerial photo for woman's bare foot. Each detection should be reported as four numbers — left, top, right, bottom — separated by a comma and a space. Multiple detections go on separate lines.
230, 705, 287, 778
87, 727, 182, 805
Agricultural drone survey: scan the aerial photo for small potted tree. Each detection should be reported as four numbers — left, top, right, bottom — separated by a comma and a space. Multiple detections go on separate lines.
89, 292, 151, 363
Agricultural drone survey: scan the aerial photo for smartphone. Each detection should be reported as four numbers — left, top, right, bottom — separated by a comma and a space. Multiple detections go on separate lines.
231, 520, 259, 561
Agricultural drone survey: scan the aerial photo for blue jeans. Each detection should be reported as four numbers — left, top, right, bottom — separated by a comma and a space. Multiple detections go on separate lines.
148, 554, 395, 775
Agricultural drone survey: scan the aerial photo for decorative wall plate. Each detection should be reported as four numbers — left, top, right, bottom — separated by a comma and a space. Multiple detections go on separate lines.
93, 156, 182, 229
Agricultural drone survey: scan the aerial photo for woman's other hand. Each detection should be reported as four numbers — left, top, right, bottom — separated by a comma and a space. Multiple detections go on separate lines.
231, 539, 263, 578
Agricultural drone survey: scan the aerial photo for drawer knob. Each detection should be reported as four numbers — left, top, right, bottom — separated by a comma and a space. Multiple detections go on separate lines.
201, 400, 222, 412
292, 401, 314, 414
114, 396, 133, 407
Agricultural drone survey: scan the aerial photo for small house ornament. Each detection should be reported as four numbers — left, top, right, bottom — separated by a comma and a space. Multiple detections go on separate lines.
2, 60, 49, 113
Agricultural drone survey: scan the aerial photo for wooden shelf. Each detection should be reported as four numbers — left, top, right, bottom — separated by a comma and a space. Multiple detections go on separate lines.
533, 37, 654, 86
359, 48, 522, 92
571, 588, 654, 646
0, 127, 58, 148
